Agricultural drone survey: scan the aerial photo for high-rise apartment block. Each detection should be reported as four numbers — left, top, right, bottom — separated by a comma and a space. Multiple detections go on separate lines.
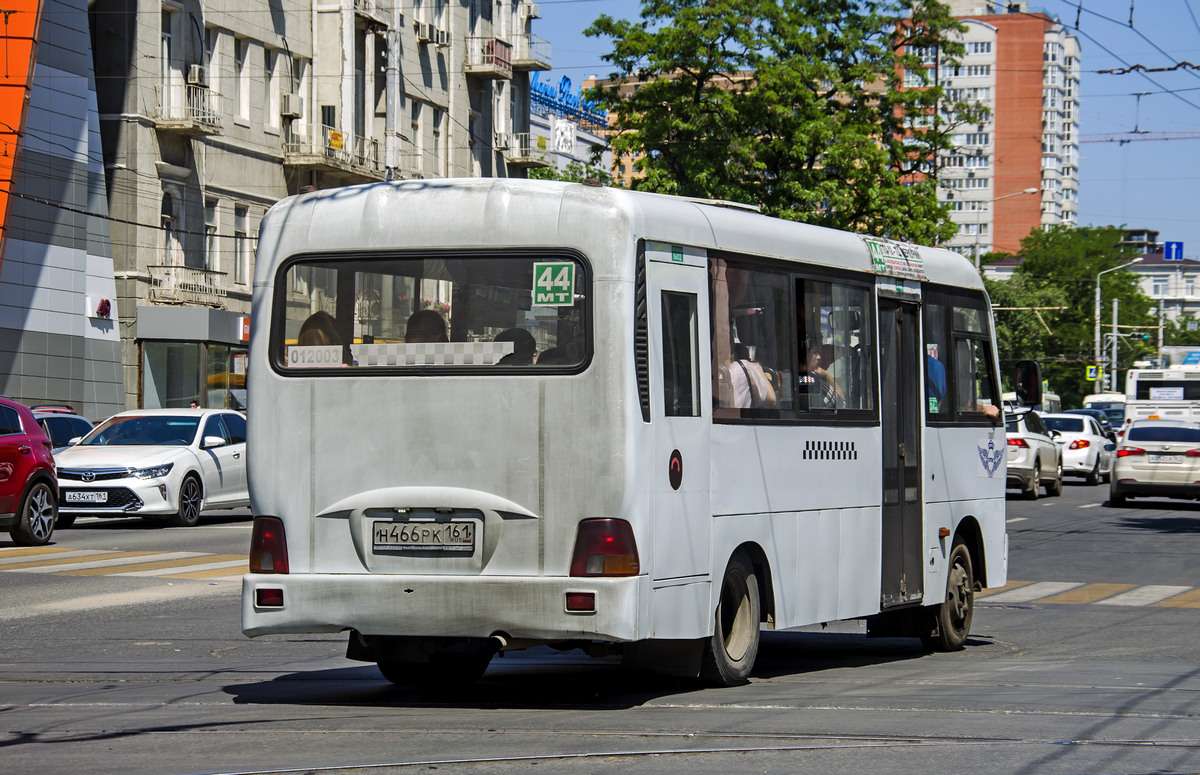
937, 1, 1080, 259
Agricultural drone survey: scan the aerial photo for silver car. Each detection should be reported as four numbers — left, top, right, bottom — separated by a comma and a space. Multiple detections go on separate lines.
1005, 409, 1063, 499
1110, 419, 1200, 506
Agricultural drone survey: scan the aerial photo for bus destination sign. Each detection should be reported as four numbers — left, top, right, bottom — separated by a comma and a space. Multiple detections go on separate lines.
532, 261, 575, 306
863, 236, 927, 281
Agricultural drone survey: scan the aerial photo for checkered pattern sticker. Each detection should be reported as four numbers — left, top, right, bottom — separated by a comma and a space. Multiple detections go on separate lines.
351, 342, 515, 366
802, 440, 858, 461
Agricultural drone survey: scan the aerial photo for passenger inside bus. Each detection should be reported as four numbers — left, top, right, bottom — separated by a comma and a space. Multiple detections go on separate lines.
405, 310, 449, 343
729, 342, 776, 408
297, 310, 340, 346
798, 340, 843, 409
495, 328, 537, 365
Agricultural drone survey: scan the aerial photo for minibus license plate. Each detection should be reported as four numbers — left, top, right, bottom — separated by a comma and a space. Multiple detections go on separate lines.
65, 491, 107, 503
373, 521, 475, 552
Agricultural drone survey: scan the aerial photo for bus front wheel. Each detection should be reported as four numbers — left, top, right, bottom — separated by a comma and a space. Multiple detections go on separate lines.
701, 553, 760, 686
923, 539, 974, 652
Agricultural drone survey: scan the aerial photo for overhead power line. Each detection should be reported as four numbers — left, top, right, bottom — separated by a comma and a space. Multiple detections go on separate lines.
1079, 131, 1200, 143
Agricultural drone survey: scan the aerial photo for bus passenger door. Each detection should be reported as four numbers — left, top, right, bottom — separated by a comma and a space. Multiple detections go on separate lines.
878, 299, 923, 608
647, 246, 711, 588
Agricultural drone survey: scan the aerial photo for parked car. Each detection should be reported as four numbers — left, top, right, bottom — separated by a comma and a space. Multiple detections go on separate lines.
1109, 419, 1200, 506
32, 407, 95, 455
0, 396, 58, 545
1062, 408, 1117, 442
1041, 412, 1116, 485
1005, 409, 1063, 499
54, 408, 248, 527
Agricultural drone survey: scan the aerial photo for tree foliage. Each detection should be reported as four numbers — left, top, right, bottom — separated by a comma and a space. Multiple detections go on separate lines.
985, 225, 1154, 407
585, 0, 984, 243
529, 160, 615, 185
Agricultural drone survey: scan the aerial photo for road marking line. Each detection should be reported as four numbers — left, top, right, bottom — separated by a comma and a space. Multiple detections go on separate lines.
1153, 588, 1200, 608
162, 566, 248, 579
1007, 517, 1028, 523
0, 546, 81, 559
1096, 585, 1193, 606
978, 581, 1083, 603
1078, 503, 1101, 509
0, 549, 112, 566
60, 553, 214, 576
0, 550, 164, 571
1035, 583, 1137, 604
977, 580, 1033, 598
113, 556, 247, 577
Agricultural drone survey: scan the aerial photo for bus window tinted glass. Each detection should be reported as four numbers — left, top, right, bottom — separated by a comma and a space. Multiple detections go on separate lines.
277, 255, 588, 371
798, 278, 874, 412
711, 259, 791, 418
662, 292, 699, 417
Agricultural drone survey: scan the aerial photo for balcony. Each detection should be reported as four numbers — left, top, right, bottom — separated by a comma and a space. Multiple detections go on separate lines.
505, 132, 551, 169
154, 84, 222, 135
283, 123, 385, 183
465, 37, 513, 80
147, 265, 228, 308
511, 34, 551, 71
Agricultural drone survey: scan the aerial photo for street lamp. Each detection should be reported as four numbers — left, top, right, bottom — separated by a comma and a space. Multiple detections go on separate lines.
1094, 257, 1144, 384
973, 187, 1039, 269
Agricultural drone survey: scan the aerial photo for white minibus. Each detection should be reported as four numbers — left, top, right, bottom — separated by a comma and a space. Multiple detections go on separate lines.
242, 179, 1010, 686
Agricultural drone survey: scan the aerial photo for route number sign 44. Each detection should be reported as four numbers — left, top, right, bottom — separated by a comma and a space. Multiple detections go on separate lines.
533, 262, 575, 306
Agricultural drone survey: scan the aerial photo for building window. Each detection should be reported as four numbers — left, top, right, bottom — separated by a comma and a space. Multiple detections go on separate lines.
1152, 277, 1168, 298
204, 198, 218, 270
264, 48, 278, 128
432, 107, 443, 175
162, 191, 181, 266
234, 205, 248, 285
234, 37, 249, 119
968, 41, 992, 54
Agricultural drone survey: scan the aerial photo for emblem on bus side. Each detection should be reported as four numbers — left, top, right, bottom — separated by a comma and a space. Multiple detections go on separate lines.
669, 449, 683, 490
977, 438, 1004, 479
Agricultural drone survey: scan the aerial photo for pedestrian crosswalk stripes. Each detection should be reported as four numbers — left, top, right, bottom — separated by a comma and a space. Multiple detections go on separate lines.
1, 544, 1197, 604
0, 545, 247, 580
979, 580, 1200, 608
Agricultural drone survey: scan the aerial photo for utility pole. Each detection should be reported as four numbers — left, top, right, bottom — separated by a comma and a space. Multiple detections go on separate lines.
1110, 299, 1119, 391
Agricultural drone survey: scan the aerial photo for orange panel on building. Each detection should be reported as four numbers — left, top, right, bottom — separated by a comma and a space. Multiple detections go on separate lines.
0, 0, 44, 269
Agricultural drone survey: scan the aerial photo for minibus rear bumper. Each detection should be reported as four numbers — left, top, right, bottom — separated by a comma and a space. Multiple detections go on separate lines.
241, 572, 646, 643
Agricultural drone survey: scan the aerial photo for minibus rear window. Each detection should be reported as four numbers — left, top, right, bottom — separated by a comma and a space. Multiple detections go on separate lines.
274, 252, 590, 373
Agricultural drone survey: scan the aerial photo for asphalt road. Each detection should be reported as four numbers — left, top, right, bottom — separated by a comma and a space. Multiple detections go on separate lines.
1, 486, 1198, 775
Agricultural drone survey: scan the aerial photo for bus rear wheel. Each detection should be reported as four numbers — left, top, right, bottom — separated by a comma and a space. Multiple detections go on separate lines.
923, 539, 974, 652
701, 553, 760, 686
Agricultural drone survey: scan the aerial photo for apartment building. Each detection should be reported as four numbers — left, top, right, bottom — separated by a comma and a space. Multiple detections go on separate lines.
934, 1, 1080, 260
89, 0, 545, 411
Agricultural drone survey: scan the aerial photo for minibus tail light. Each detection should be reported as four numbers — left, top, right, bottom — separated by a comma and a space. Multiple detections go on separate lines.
249, 516, 289, 574
570, 519, 639, 577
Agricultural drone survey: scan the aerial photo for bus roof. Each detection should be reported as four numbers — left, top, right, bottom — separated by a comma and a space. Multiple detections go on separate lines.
256, 179, 985, 292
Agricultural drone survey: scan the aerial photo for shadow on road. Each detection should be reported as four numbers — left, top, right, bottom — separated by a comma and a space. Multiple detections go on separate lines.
223, 631, 953, 709
1114, 514, 1200, 532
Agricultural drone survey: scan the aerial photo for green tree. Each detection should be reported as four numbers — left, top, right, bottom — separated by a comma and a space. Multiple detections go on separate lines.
529, 159, 614, 185
585, 0, 983, 243
986, 225, 1153, 407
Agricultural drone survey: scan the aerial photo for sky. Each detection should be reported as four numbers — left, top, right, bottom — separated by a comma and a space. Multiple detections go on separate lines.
534, 0, 1200, 259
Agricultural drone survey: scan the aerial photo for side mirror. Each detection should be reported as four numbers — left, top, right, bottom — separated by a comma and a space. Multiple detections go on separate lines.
202, 435, 227, 449
1014, 360, 1043, 408
1105, 443, 1116, 452
67, 437, 81, 446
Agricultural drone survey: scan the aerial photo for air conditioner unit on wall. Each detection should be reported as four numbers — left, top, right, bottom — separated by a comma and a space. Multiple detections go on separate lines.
416, 21, 433, 43
281, 92, 303, 118
187, 64, 207, 86
435, 28, 449, 47
524, 3, 541, 20
493, 131, 509, 150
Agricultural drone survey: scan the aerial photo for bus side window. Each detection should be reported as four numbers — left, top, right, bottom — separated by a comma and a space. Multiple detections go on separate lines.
710, 258, 791, 419
662, 292, 699, 417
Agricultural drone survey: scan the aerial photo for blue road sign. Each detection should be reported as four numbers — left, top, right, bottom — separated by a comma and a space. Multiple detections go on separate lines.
1184, 351, 1200, 365
1164, 241, 1184, 261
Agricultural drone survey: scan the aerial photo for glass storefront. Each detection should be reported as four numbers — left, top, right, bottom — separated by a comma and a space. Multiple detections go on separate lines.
142, 341, 248, 411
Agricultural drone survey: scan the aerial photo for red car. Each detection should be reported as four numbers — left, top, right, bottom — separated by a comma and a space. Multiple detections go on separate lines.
0, 396, 58, 545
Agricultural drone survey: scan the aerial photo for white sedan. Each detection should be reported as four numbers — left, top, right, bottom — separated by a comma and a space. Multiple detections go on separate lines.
1041, 412, 1116, 485
54, 409, 248, 527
